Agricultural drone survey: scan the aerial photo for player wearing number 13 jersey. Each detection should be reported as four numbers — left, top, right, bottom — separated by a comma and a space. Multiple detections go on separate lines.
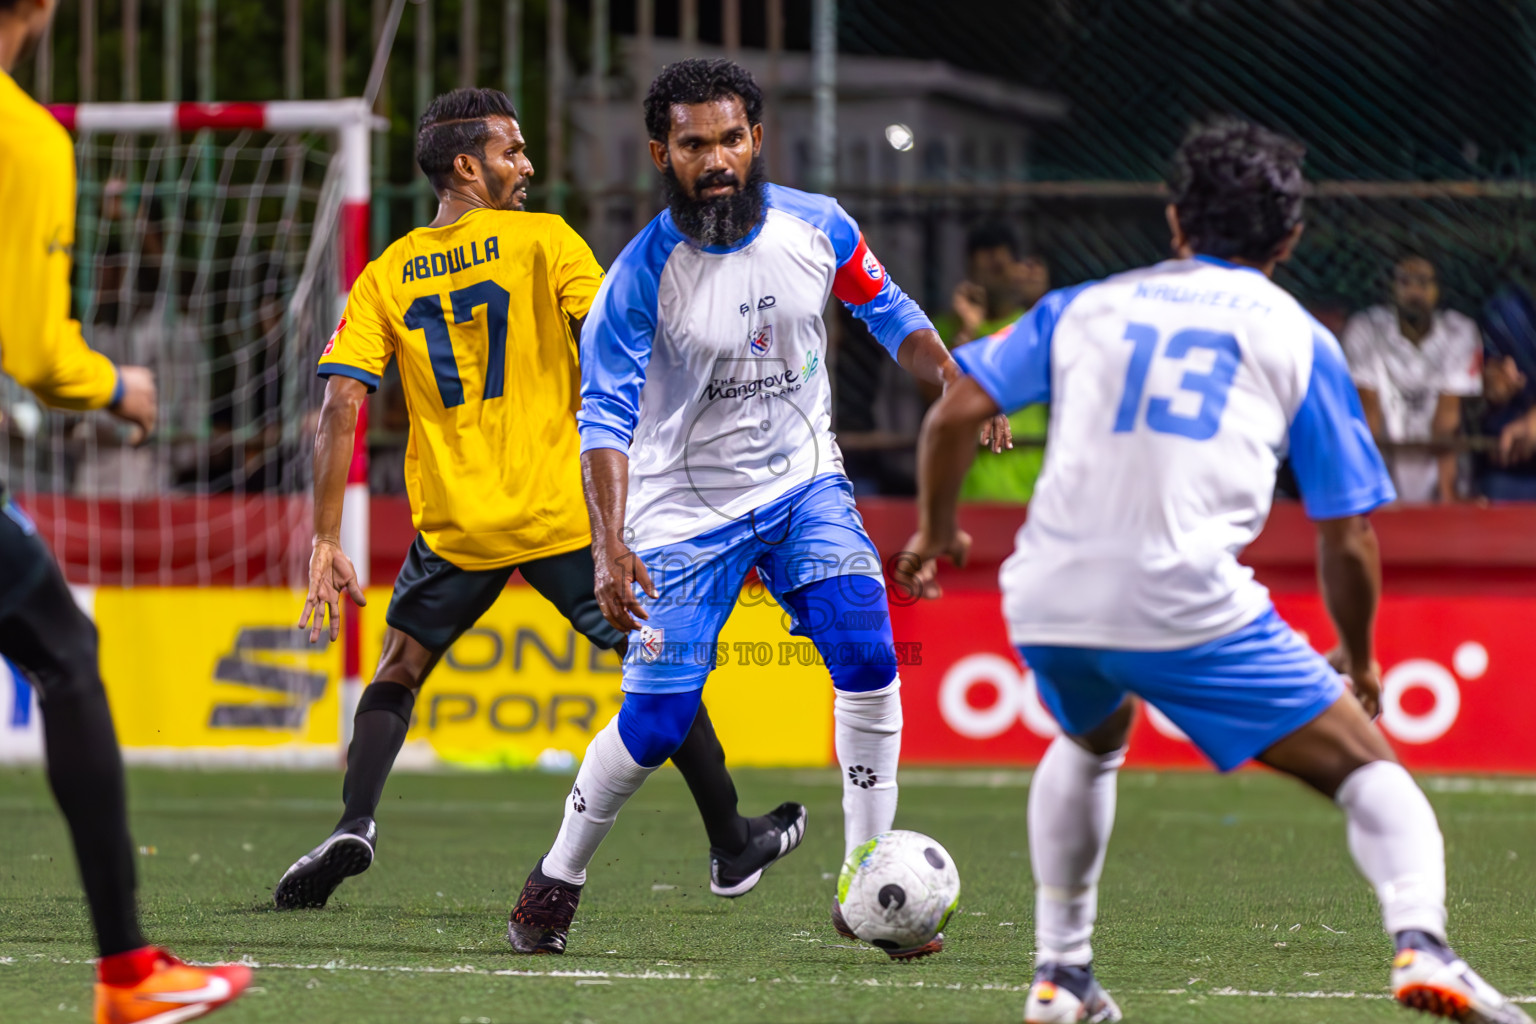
911, 120, 1527, 1024
278, 88, 805, 915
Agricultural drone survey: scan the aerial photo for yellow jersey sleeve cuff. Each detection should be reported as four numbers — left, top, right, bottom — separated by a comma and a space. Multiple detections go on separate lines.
317, 362, 381, 392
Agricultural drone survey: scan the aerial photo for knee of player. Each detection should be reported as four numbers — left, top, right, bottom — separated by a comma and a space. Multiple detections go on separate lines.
828, 656, 898, 694
616, 690, 702, 768
32, 621, 105, 702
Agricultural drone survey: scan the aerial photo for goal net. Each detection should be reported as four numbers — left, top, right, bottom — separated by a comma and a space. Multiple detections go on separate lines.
0, 101, 373, 589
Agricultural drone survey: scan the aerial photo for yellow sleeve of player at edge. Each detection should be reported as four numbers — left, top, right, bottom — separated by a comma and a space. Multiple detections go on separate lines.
0, 76, 119, 412
550, 216, 606, 321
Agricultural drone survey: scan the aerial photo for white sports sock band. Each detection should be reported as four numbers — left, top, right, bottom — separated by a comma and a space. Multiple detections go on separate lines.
542, 718, 655, 886
1030, 737, 1125, 967
1335, 760, 1448, 941
834, 677, 903, 857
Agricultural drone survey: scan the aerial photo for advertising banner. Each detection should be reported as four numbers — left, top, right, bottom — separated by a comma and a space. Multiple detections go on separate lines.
0, 657, 44, 765
28, 581, 1532, 772
94, 588, 343, 766
368, 584, 832, 769
891, 591, 1536, 772
78, 584, 831, 768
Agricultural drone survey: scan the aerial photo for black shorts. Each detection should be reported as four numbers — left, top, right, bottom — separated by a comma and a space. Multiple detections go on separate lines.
385, 536, 622, 654
0, 501, 98, 695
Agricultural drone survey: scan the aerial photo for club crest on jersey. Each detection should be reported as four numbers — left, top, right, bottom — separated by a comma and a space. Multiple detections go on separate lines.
323, 316, 347, 356
637, 626, 665, 664
749, 323, 773, 356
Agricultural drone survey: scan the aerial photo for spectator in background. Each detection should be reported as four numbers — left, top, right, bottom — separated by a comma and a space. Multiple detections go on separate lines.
1472, 283, 1536, 499
931, 222, 1050, 504
1342, 253, 1481, 502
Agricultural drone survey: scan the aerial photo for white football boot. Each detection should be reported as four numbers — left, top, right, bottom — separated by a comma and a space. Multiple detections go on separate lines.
1024, 964, 1123, 1024
1392, 943, 1532, 1024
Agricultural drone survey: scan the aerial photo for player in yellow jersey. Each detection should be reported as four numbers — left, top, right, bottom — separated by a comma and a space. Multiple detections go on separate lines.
276, 89, 805, 913
0, 2, 252, 1021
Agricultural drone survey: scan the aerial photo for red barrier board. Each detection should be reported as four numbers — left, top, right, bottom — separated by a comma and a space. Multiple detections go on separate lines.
891, 591, 1536, 772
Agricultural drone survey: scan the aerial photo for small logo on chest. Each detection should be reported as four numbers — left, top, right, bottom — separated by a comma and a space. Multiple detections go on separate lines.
749, 323, 774, 355
739, 295, 777, 316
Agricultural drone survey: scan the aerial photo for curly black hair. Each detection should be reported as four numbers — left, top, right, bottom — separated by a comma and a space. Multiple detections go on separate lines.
1169, 118, 1306, 263
416, 87, 519, 192
644, 59, 764, 144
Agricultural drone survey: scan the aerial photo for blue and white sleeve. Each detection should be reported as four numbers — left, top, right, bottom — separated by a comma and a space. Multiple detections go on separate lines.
824, 205, 933, 356
951, 283, 1089, 414
1287, 330, 1397, 519
577, 259, 658, 454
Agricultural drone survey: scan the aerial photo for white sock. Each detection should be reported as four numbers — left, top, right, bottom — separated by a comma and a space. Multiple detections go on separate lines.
542, 717, 655, 886
1335, 760, 1447, 940
1029, 736, 1125, 967
834, 678, 903, 856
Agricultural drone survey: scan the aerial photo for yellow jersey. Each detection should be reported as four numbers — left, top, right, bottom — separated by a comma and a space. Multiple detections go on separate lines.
0, 70, 119, 420
319, 208, 604, 570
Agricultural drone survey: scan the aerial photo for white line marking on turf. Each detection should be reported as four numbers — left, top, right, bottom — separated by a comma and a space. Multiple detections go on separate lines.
1423, 776, 1536, 797
12, 958, 1536, 1003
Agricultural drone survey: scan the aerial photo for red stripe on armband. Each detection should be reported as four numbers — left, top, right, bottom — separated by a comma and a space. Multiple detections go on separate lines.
833, 234, 888, 306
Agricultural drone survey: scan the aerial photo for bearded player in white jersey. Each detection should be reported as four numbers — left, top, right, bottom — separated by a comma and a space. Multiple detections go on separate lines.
503, 58, 1007, 959
904, 119, 1529, 1024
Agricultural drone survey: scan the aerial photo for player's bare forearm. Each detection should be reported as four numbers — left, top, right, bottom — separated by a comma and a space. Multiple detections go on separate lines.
582, 446, 655, 631
896, 329, 962, 390
917, 376, 996, 541
1316, 515, 1381, 672
1357, 388, 1387, 444
581, 447, 631, 547
1432, 393, 1461, 501
898, 329, 1012, 451
312, 376, 367, 543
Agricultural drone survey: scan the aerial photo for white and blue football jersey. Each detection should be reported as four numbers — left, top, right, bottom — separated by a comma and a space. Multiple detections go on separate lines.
955, 255, 1397, 651
579, 184, 932, 550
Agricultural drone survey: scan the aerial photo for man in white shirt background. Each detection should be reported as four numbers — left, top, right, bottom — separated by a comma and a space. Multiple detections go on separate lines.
1342, 253, 1481, 502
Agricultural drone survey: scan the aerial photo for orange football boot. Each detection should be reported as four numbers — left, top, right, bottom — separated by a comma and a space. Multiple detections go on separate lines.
94, 948, 251, 1024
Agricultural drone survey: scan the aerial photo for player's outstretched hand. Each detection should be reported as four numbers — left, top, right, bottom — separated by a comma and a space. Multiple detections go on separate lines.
109, 365, 158, 444
979, 413, 1013, 454
895, 529, 972, 602
300, 538, 367, 644
1325, 646, 1383, 719
594, 535, 656, 634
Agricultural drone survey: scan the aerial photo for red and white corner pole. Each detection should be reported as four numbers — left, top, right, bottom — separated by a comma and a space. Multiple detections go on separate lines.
338, 112, 372, 755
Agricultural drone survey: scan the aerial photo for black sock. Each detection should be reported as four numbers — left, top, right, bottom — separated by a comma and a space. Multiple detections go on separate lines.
42, 690, 146, 957
340, 681, 416, 827
669, 704, 750, 855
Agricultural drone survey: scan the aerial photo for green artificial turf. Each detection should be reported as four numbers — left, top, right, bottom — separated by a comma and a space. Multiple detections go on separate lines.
1, 766, 1532, 1023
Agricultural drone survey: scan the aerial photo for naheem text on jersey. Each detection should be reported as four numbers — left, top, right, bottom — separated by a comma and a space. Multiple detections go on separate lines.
318, 208, 603, 569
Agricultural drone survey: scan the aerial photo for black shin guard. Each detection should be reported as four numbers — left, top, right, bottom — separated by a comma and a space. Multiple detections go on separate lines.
340, 681, 416, 825
670, 703, 750, 855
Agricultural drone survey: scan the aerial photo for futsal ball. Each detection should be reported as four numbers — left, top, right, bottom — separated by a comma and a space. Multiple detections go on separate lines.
837, 830, 960, 951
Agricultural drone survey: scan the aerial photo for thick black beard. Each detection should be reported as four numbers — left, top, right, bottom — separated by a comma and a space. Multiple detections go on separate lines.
663, 159, 767, 248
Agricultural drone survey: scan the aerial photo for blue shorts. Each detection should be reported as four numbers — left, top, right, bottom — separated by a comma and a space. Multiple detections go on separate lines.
1018, 607, 1345, 772
623, 474, 885, 693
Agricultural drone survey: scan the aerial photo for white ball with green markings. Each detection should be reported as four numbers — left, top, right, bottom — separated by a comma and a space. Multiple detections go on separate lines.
836, 830, 960, 952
